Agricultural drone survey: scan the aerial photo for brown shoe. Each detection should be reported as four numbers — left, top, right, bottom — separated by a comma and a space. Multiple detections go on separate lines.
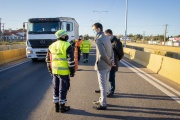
95, 90, 100, 93
107, 92, 114, 98
92, 101, 100, 105
93, 105, 107, 110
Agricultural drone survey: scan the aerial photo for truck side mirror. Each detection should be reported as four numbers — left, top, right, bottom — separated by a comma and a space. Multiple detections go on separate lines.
23, 23, 25, 31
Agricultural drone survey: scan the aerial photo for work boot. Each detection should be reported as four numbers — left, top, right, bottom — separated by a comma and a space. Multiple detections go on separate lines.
60, 104, 70, 113
55, 103, 59, 112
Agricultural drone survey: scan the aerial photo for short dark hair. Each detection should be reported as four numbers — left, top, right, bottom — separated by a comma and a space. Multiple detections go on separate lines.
92, 23, 103, 32
105, 29, 113, 35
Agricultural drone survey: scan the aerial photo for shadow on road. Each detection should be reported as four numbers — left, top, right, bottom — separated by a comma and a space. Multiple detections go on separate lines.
0, 60, 52, 120
111, 93, 178, 101
66, 108, 180, 119
107, 104, 180, 117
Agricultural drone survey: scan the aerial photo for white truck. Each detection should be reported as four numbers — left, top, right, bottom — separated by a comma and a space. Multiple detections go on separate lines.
24, 17, 79, 61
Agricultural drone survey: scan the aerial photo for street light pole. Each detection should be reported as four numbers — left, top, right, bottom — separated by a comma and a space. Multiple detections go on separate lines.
164, 24, 168, 45
93, 11, 108, 22
124, 0, 128, 47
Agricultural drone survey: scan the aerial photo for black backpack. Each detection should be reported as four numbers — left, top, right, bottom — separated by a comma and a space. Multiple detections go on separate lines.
115, 39, 124, 61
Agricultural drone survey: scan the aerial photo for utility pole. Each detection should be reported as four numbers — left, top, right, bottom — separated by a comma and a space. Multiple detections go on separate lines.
164, 24, 168, 45
0, 18, 2, 40
0, 23, 5, 41
0, 18, 1, 32
124, 0, 128, 47
143, 31, 145, 43
93, 11, 108, 22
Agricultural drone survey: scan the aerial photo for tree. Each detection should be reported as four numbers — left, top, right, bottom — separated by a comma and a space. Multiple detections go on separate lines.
157, 34, 164, 41
134, 34, 142, 41
116, 34, 124, 39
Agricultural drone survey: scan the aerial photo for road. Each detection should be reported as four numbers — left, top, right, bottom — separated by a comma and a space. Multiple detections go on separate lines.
0, 45, 180, 120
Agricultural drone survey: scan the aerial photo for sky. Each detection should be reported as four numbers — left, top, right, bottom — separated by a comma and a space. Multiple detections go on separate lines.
0, 0, 180, 37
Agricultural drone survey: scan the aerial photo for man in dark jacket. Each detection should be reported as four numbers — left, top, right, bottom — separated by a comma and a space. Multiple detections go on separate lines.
105, 29, 124, 97
95, 29, 124, 97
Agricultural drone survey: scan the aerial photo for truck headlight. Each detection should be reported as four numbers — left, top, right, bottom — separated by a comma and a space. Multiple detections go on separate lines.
27, 50, 33, 54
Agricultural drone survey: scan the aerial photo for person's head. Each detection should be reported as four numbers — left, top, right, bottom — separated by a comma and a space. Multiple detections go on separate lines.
92, 23, 103, 35
55, 30, 69, 41
105, 29, 113, 36
83, 35, 89, 40
79, 35, 82, 40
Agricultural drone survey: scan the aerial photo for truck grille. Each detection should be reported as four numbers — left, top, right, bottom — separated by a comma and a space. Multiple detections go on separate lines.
29, 39, 56, 48
36, 52, 47, 57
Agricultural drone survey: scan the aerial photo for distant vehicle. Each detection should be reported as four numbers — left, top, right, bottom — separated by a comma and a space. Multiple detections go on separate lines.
23, 17, 79, 61
120, 37, 132, 41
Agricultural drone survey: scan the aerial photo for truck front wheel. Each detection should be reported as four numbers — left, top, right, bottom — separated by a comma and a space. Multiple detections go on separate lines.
31, 58, 38, 62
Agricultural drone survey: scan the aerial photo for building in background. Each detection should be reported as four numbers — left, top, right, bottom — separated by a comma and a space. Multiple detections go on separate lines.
120, 37, 132, 41
3, 29, 26, 41
169, 37, 180, 42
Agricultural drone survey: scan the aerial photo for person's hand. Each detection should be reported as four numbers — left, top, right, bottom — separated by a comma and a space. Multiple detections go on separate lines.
111, 61, 116, 67
50, 72, 53, 77
70, 72, 75, 77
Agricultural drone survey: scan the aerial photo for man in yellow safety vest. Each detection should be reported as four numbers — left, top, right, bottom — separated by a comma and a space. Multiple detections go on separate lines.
80, 35, 91, 63
46, 30, 75, 113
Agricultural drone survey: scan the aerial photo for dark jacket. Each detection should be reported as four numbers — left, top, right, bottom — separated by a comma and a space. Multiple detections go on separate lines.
111, 36, 123, 72
45, 40, 75, 75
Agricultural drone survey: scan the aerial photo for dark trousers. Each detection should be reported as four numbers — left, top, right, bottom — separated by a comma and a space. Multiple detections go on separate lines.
52, 74, 70, 104
109, 69, 116, 94
83, 53, 89, 61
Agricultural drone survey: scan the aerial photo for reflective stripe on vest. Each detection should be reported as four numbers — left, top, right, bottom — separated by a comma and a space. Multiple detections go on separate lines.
52, 66, 69, 70
52, 58, 67, 61
81, 40, 90, 53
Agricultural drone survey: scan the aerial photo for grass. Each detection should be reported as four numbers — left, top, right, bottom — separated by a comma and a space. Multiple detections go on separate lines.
0, 41, 26, 51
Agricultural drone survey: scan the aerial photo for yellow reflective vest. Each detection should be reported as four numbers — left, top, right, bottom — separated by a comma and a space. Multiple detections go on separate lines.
80, 40, 91, 53
49, 40, 70, 75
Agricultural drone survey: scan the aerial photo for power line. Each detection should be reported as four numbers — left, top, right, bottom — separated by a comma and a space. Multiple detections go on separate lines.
93, 11, 108, 22
2, 18, 24, 22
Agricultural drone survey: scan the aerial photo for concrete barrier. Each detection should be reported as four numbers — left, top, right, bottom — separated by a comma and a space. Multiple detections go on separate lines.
158, 57, 180, 84
147, 54, 163, 73
123, 47, 131, 59
154, 50, 166, 56
130, 49, 150, 67
0, 52, 5, 65
0, 48, 26, 65
3, 50, 14, 63
20, 48, 26, 57
124, 48, 180, 85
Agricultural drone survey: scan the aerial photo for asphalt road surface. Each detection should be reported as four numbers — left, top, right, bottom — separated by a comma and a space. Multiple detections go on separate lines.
0, 45, 180, 120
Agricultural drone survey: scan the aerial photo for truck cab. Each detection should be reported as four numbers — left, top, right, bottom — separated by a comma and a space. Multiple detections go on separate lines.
25, 17, 79, 61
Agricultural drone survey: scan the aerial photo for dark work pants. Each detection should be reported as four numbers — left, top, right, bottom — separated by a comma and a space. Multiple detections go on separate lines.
83, 53, 89, 61
109, 69, 116, 94
52, 74, 70, 104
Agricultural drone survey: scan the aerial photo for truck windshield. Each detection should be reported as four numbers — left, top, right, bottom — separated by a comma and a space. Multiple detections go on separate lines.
28, 22, 60, 34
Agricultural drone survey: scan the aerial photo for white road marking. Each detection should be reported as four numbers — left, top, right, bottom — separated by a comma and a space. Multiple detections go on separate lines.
121, 59, 180, 104
0, 59, 30, 72
122, 59, 180, 96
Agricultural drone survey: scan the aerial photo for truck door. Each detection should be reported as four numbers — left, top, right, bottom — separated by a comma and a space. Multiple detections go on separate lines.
61, 21, 74, 42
